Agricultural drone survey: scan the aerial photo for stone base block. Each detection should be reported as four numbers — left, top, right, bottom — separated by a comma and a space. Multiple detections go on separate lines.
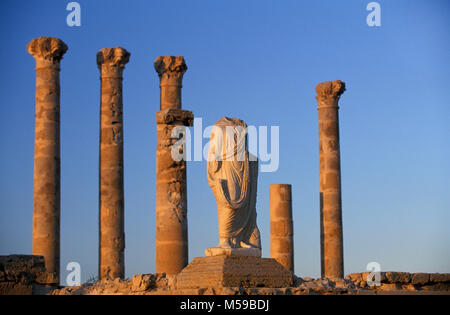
175, 256, 293, 289
205, 247, 261, 257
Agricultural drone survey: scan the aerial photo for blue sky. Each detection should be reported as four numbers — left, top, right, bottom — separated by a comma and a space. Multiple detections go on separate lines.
0, 0, 449, 282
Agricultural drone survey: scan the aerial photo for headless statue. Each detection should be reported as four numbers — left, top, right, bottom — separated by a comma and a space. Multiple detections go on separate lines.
206, 117, 261, 256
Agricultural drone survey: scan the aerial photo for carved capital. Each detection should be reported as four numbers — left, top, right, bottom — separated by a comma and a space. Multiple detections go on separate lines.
154, 56, 187, 86
27, 37, 68, 68
97, 47, 130, 78
316, 80, 346, 107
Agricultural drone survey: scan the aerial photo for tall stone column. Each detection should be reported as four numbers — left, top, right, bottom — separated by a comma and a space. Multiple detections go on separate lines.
27, 37, 68, 284
154, 56, 193, 275
97, 47, 130, 279
270, 184, 294, 273
316, 80, 346, 279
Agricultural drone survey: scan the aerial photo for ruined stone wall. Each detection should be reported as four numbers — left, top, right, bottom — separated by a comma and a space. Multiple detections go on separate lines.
50, 271, 450, 295
0, 255, 58, 295
346, 272, 450, 292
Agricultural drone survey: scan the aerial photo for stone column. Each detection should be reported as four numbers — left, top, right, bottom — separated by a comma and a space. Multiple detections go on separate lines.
270, 184, 294, 273
27, 37, 68, 284
154, 56, 193, 275
97, 47, 130, 279
316, 80, 346, 279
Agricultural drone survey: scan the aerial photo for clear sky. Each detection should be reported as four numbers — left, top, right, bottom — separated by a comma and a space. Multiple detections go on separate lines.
0, 0, 449, 283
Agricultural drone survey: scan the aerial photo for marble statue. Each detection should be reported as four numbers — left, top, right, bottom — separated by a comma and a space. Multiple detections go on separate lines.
206, 117, 261, 257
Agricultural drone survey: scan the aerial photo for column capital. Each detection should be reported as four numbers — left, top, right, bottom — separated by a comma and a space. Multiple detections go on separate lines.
97, 47, 130, 78
316, 80, 346, 108
154, 56, 187, 87
27, 37, 68, 69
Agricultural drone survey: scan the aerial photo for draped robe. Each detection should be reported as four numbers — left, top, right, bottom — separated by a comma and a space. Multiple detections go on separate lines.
207, 117, 261, 248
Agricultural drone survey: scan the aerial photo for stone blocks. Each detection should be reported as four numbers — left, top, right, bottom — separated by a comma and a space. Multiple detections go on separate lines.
175, 256, 294, 289
270, 184, 294, 273
0, 255, 57, 295
345, 271, 450, 292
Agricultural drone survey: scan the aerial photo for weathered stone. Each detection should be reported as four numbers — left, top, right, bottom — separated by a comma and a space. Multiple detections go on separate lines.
131, 273, 167, 292
0, 283, 33, 295
297, 277, 350, 294
97, 47, 130, 280
345, 273, 362, 282
332, 278, 356, 290
293, 275, 305, 286
254, 288, 283, 295
154, 56, 193, 275
0, 255, 57, 289
379, 272, 388, 283
155, 108, 194, 126
378, 283, 402, 291
385, 272, 411, 284
411, 273, 430, 285
421, 283, 450, 291
316, 80, 345, 279
27, 37, 67, 284
361, 272, 371, 284
430, 273, 450, 283
131, 274, 154, 291
154, 56, 187, 110
270, 184, 294, 273
175, 256, 293, 289
50, 271, 450, 295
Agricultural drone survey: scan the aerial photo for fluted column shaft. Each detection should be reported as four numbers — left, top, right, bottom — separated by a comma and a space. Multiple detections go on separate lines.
28, 37, 68, 284
97, 47, 130, 279
316, 80, 346, 279
154, 56, 193, 275
270, 184, 294, 273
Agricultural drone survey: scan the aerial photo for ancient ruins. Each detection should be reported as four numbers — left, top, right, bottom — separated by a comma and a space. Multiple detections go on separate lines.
205, 117, 261, 257
27, 37, 68, 285
316, 80, 346, 279
97, 47, 130, 280
154, 56, 193, 276
270, 184, 294, 273
0, 36, 448, 295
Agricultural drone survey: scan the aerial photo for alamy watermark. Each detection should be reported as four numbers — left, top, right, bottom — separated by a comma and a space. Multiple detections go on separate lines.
366, 262, 381, 286
170, 118, 279, 173
66, 2, 81, 27
66, 262, 81, 286
366, 2, 381, 27
66, 2, 381, 28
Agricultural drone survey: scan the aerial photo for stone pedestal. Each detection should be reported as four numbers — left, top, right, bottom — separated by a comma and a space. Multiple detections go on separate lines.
316, 80, 346, 279
154, 56, 193, 275
27, 37, 68, 284
175, 256, 293, 289
97, 47, 130, 279
270, 184, 294, 273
